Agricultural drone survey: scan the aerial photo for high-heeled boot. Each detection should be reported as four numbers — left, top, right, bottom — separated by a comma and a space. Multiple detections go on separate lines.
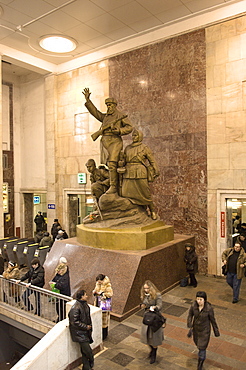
148, 345, 154, 358
197, 358, 204, 369
150, 347, 157, 364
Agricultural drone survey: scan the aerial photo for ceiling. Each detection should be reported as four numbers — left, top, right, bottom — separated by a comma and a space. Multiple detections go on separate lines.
1, 0, 246, 75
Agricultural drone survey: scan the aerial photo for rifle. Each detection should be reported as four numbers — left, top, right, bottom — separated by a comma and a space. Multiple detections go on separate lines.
91, 115, 128, 141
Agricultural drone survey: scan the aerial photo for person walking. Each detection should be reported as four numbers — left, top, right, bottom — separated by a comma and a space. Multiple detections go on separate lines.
17, 258, 45, 315
68, 290, 94, 370
222, 242, 246, 303
184, 243, 198, 287
39, 231, 53, 248
50, 261, 71, 322
140, 280, 164, 364
187, 291, 220, 369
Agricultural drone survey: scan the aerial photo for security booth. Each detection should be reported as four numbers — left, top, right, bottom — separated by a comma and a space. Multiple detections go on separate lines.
13, 240, 33, 268
23, 243, 39, 268
33, 245, 51, 266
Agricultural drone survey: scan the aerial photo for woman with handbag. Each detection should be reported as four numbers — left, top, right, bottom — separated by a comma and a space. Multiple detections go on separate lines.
184, 243, 198, 287
93, 273, 113, 340
140, 280, 164, 364
187, 291, 220, 370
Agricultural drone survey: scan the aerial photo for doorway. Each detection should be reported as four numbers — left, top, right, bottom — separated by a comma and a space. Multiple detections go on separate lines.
67, 193, 93, 237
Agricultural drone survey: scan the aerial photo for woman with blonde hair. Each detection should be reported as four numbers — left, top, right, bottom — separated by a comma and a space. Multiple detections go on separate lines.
93, 273, 113, 340
50, 261, 71, 322
140, 280, 164, 364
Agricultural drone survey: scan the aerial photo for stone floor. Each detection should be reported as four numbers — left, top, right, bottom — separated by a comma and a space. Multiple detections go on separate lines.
79, 274, 246, 369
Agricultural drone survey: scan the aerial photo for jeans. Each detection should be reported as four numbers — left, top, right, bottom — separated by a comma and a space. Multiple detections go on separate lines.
79, 342, 94, 370
226, 272, 242, 301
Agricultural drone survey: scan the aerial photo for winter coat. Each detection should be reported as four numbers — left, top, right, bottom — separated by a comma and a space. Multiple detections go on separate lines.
187, 301, 220, 350
140, 292, 164, 347
0, 256, 4, 275
222, 247, 246, 279
93, 276, 113, 301
39, 235, 52, 248
68, 299, 93, 343
52, 265, 71, 296
3, 266, 20, 296
51, 222, 61, 239
20, 265, 45, 287
184, 245, 198, 274
93, 276, 113, 328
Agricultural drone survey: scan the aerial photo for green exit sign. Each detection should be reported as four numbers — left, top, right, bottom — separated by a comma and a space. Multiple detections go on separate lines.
78, 173, 87, 184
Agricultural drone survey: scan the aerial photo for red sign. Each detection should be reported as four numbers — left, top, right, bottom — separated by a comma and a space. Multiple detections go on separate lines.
221, 212, 225, 238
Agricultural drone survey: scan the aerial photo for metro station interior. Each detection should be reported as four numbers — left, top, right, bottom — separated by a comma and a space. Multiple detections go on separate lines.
1, 0, 246, 369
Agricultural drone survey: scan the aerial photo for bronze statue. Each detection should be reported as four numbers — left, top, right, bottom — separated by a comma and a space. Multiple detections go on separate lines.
83, 88, 133, 195
86, 159, 109, 201
122, 128, 160, 220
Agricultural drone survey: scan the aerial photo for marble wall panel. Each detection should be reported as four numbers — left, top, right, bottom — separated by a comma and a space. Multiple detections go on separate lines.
108, 29, 207, 272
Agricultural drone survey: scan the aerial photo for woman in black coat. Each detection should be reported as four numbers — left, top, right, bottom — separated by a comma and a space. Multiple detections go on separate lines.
184, 243, 198, 287
187, 291, 220, 370
50, 263, 71, 322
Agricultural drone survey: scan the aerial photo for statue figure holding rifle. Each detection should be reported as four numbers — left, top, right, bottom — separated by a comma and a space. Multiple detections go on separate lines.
83, 88, 133, 195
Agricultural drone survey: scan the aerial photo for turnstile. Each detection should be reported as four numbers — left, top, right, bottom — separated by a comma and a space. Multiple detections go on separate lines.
23, 243, 39, 268
2, 238, 19, 262
13, 240, 33, 267
33, 246, 51, 266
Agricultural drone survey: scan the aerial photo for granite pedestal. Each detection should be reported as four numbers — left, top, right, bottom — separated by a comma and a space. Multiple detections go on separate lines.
44, 233, 194, 320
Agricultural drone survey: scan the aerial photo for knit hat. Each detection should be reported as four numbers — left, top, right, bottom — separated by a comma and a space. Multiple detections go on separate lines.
59, 257, 67, 264
196, 291, 207, 301
8, 261, 15, 267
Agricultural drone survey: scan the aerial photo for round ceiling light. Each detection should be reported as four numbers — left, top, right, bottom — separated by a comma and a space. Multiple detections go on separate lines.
39, 35, 77, 53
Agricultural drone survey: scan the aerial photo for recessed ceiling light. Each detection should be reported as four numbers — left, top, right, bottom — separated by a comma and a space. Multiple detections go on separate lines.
39, 35, 77, 53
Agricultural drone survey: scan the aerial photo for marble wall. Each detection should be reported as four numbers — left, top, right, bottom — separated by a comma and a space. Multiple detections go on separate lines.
109, 30, 207, 272
206, 16, 246, 274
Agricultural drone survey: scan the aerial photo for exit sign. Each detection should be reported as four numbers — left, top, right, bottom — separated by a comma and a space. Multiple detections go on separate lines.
78, 173, 86, 184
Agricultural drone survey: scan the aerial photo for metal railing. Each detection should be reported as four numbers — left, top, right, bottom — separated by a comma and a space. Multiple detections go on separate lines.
0, 275, 73, 323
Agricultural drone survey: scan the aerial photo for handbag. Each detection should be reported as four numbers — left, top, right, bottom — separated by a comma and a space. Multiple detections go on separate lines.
222, 265, 227, 276
97, 296, 112, 311
143, 309, 166, 331
180, 277, 188, 287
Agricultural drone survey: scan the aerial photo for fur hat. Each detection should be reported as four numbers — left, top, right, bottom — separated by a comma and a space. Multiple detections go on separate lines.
59, 257, 67, 264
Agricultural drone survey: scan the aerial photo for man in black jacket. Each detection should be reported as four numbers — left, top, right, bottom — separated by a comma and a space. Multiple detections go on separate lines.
69, 290, 94, 370
17, 258, 45, 316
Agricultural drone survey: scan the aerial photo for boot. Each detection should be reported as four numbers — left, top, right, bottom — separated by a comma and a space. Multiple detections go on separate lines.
106, 162, 118, 194
102, 327, 108, 340
150, 347, 157, 364
148, 345, 154, 358
197, 358, 204, 370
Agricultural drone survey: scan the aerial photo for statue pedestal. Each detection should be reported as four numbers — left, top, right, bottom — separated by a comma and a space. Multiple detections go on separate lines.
77, 221, 174, 250
44, 233, 194, 320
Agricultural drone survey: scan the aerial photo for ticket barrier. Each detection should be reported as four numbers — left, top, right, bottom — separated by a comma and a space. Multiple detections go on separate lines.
4, 238, 29, 263
1, 238, 19, 262
0, 237, 14, 260
23, 243, 39, 268
33, 245, 51, 266
13, 239, 33, 267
